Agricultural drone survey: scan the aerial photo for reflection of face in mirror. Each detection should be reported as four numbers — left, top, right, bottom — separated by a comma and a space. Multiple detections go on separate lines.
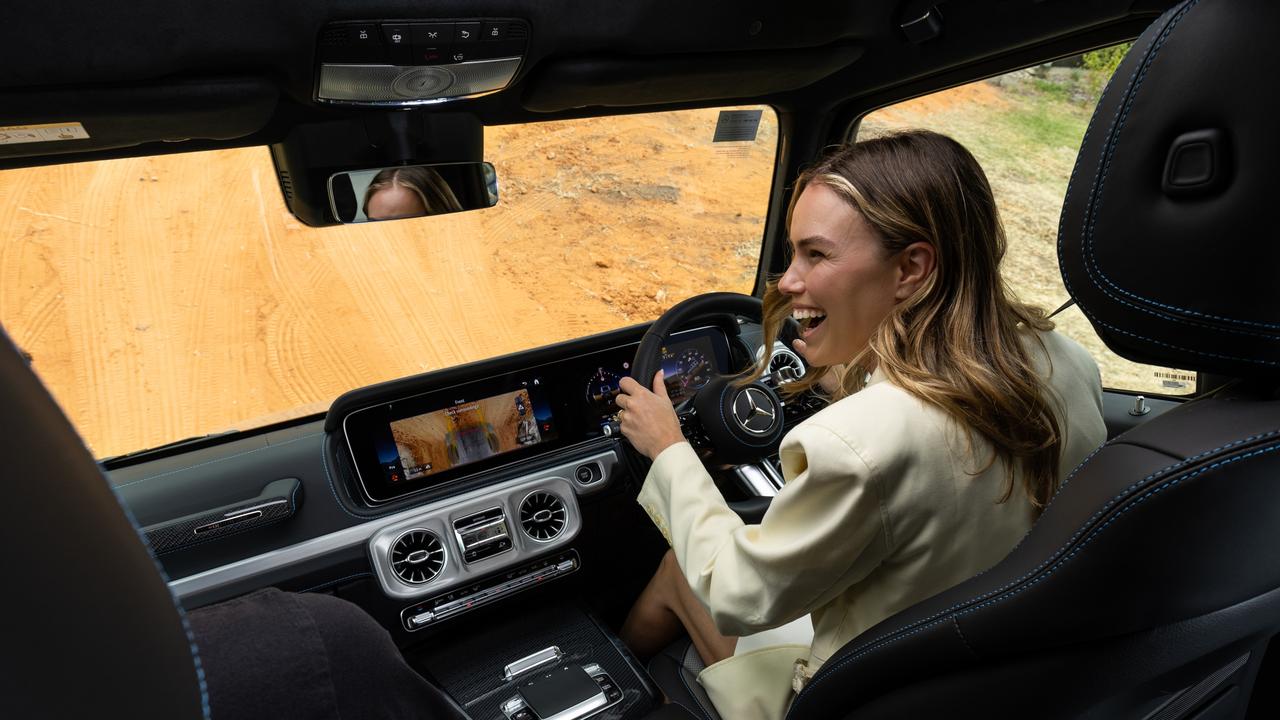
362, 167, 464, 221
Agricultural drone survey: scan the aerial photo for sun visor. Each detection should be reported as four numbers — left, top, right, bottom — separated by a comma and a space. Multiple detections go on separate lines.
521, 44, 863, 113
0, 76, 276, 167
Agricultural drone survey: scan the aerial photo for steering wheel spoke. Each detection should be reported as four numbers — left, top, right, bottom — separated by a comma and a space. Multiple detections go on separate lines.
630, 292, 786, 466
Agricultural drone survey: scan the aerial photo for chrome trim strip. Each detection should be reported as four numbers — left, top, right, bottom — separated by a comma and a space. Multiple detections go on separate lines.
170, 449, 617, 602
734, 463, 778, 497
503, 646, 564, 681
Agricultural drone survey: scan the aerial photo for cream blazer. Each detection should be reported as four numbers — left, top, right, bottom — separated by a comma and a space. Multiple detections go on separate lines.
637, 330, 1106, 720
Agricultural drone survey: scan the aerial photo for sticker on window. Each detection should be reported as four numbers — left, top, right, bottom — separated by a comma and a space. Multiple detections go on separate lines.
1153, 370, 1197, 390
0, 122, 90, 145
713, 110, 763, 142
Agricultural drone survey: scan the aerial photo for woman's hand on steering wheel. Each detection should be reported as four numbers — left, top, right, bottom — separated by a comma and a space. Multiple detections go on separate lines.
616, 370, 686, 461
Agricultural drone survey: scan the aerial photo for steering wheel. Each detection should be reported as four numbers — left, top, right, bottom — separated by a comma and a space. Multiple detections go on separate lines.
623, 291, 800, 467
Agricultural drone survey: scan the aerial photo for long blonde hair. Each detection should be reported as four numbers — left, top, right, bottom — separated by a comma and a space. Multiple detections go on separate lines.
747, 130, 1063, 510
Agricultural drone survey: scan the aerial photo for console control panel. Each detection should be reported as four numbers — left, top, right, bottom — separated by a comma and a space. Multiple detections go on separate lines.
401, 550, 580, 630
501, 663, 623, 720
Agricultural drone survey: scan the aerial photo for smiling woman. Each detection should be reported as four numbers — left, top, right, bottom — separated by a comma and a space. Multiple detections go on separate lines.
613, 129, 1107, 719
0, 106, 777, 458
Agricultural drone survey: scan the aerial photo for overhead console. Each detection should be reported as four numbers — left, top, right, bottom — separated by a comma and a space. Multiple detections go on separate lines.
316, 18, 530, 105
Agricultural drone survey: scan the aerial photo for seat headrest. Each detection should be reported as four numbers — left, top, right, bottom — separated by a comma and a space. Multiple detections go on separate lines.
1059, 0, 1280, 379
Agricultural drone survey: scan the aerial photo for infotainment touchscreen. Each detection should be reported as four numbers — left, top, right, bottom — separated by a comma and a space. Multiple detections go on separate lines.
341, 324, 732, 504
391, 387, 548, 481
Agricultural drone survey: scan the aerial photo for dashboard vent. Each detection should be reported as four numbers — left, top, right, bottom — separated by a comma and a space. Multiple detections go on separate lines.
768, 346, 805, 382
519, 491, 566, 542
390, 529, 446, 585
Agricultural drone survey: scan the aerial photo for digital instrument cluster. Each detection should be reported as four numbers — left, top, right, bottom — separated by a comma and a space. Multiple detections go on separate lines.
342, 326, 731, 504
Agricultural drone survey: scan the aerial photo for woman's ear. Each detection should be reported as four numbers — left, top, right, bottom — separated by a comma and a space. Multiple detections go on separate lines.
895, 241, 936, 300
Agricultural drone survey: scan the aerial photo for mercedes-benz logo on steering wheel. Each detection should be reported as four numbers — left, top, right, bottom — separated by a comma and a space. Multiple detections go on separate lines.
732, 387, 778, 435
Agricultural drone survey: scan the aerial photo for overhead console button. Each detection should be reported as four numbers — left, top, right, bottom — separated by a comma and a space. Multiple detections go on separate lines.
453, 21, 482, 44
381, 24, 414, 65
481, 21, 507, 41
319, 23, 385, 63
411, 22, 452, 65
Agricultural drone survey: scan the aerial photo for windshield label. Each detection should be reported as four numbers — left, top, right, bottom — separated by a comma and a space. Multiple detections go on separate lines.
713, 110, 763, 142
0, 122, 89, 145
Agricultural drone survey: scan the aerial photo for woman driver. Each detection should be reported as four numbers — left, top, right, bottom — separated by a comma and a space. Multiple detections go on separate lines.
613, 130, 1106, 719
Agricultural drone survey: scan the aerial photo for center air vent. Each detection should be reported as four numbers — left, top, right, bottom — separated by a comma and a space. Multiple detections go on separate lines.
763, 344, 805, 382
519, 491, 567, 542
390, 529, 446, 585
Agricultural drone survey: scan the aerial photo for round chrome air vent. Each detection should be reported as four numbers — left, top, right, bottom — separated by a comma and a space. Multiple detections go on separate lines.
519, 491, 567, 542
389, 529, 447, 585
757, 342, 805, 382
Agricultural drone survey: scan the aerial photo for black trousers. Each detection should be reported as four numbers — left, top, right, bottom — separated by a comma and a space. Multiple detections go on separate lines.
187, 588, 467, 720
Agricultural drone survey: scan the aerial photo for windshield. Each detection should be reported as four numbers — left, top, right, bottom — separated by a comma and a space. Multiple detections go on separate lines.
0, 106, 778, 458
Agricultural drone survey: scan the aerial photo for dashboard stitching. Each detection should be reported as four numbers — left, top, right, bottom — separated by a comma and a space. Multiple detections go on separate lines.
321, 441, 385, 519
112, 432, 325, 489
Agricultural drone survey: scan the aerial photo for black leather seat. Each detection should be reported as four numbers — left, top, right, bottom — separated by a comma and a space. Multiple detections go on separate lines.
0, 329, 208, 717
655, 1, 1280, 718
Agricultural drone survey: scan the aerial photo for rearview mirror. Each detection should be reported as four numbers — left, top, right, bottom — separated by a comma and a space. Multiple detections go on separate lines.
328, 162, 498, 223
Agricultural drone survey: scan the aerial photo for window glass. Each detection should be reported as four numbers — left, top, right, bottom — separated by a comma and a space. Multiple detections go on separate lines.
0, 106, 777, 458
860, 46, 1196, 396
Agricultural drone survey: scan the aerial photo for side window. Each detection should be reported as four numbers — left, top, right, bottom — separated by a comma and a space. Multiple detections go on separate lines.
860, 44, 1196, 396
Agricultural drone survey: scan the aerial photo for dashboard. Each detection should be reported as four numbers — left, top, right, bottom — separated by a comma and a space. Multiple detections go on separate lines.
341, 325, 730, 504
157, 321, 802, 620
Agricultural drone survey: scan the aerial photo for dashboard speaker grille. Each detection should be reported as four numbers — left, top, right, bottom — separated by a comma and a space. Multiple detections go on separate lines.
390, 529, 446, 584
519, 491, 566, 542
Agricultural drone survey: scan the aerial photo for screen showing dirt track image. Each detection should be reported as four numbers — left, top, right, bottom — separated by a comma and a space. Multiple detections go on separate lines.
391, 389, 545, 480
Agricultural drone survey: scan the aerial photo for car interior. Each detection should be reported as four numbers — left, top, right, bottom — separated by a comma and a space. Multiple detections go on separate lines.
3, 0, 1279, 718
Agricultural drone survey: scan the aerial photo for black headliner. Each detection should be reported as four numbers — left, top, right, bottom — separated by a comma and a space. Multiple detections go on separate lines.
0, 0, 1176, 170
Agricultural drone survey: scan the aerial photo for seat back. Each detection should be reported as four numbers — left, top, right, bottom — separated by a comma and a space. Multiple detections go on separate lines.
0, 329, 207, 718
791, 0, 1280, 717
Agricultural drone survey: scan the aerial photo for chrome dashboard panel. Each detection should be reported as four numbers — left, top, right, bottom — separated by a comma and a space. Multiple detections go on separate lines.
368, 476, 581, 600
168, 448, 618, 602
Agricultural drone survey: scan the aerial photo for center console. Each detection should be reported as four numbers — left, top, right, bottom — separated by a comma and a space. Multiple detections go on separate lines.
412, 602, 659, 720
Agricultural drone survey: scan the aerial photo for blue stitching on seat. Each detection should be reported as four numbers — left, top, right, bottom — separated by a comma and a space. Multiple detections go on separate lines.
113, 432, 325, 489
107, 484, 212, 719
801, 438, 1280, 700
799, 427, 1279, 691
1074, 0, 1280, 332
1089, 308, 1279, 367
300, 572, 373, 594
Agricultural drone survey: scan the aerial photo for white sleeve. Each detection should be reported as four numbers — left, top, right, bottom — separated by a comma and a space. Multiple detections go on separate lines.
637, 424, 891, 636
